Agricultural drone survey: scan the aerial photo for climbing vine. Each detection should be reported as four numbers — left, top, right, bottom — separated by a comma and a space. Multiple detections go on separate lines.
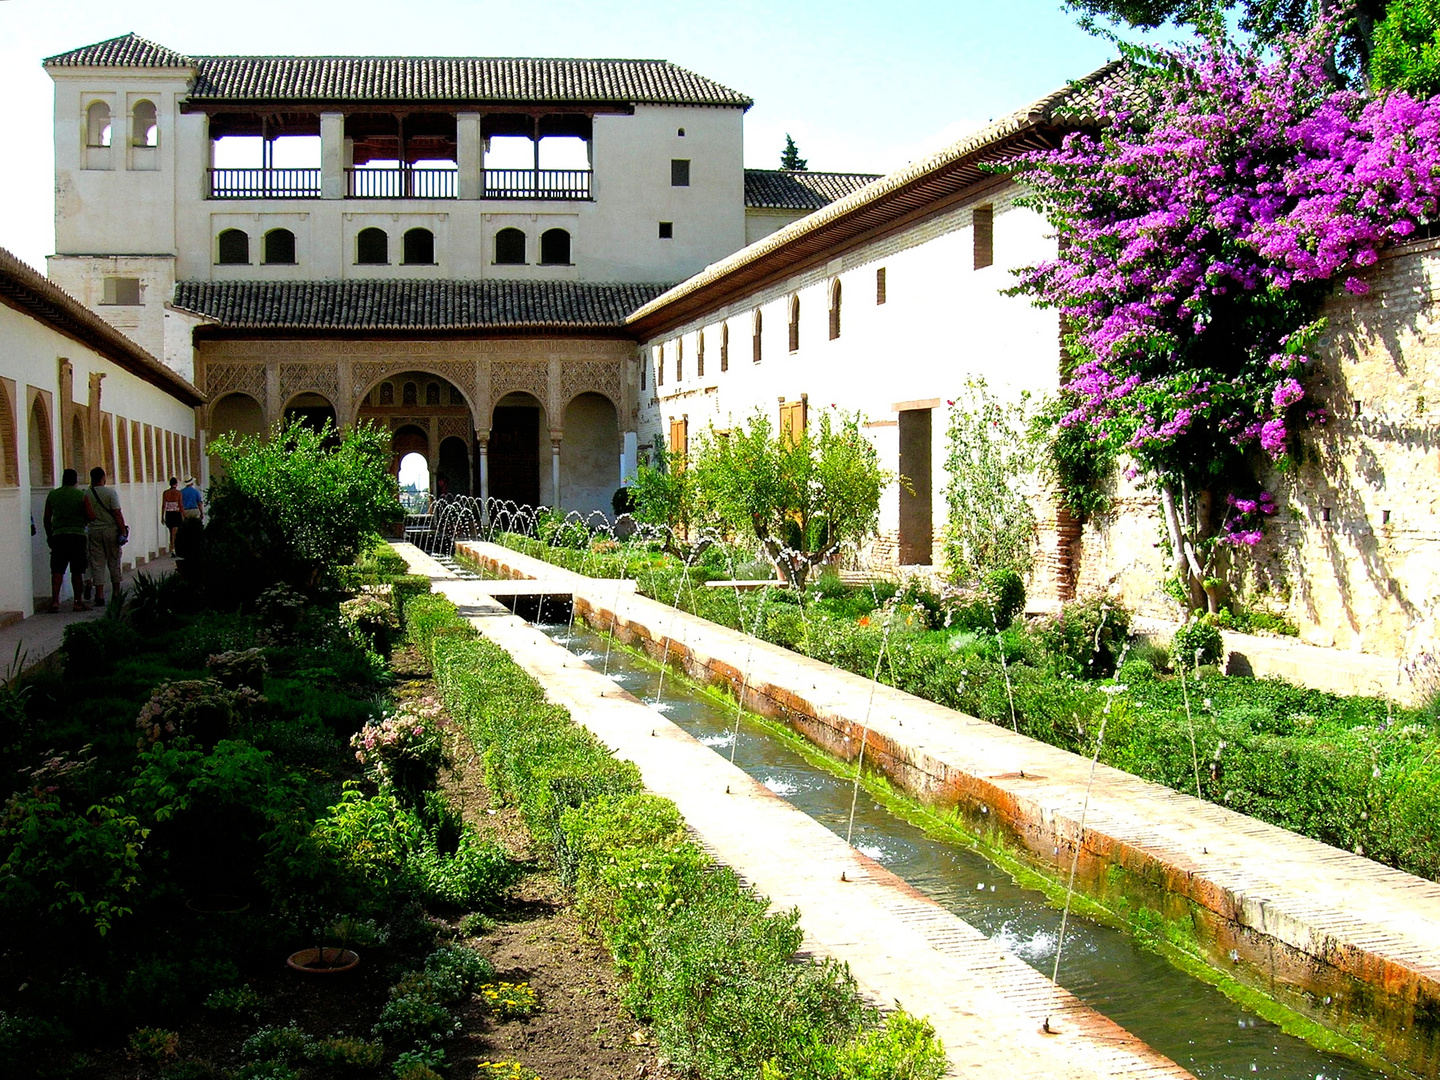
1009, 24, 1440, 609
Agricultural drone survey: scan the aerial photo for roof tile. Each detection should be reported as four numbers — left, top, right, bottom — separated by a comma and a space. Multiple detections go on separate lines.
44, 32, 194, 69
744, 170, 882, 211
172, 279, 674, 331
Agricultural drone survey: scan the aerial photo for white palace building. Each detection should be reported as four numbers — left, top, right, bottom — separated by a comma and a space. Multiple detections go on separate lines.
18, 30, 1440, 661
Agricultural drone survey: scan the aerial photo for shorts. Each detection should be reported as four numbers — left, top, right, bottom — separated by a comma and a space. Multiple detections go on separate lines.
165, 510, 183, 529
49, 533, 87, 578
183, 508, 201, 520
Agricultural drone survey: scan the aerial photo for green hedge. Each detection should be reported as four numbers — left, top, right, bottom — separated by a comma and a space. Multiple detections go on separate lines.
484, 538, 1440, 886
405, 592, 946, 1080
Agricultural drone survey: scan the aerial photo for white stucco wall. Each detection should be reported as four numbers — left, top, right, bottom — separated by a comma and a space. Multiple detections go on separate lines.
0, 301, 198, 617
637, 180, 1059, 566
52, 70, 746, 297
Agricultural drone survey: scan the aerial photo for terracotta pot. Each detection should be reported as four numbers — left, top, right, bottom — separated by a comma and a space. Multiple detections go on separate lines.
285, 947, 359, 974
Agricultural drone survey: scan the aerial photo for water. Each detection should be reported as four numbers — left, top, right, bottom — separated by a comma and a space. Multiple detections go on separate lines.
537, 617, 1385, 1080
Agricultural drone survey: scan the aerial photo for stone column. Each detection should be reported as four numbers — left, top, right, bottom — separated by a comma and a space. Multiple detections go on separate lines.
476, 431, 490, 525
456, 112, 483, 200
321, 112, 345, 199
550, 433, 562, 509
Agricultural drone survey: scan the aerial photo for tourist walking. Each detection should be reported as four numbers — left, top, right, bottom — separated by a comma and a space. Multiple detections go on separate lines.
42, 467, 91, 613
181, 477, 203, 522
85, 467, 128, 608
161, 476, 183, 550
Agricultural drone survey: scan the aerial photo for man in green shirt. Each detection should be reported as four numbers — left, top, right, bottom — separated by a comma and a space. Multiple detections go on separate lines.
43, 467, 93, 613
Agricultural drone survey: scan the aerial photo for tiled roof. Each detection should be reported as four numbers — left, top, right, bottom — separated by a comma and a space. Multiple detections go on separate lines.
44, 32, 195, 69
630, 62, 1134, 332
744, 170, 882, 211
0, 247, 203, 406
171, 279, 675, 332
45, 35, 752, 108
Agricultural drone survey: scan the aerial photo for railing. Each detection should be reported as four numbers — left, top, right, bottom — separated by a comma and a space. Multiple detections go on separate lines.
206, 166, 592, 201
209, 168, 321, 199
346, 167, 457, 199
483, 168, 591, 200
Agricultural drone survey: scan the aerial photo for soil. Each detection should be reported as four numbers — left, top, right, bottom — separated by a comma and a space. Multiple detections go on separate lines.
90, 644, 677, 1080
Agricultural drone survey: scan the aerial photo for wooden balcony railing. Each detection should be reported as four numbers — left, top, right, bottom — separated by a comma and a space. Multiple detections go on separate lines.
346, 166, 458, 199
209, 168, 321, 199
483, 168, 591, 200
207, 166, 592, 201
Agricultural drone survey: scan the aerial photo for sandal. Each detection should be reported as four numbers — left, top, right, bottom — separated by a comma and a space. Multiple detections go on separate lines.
72, 602, 91, 612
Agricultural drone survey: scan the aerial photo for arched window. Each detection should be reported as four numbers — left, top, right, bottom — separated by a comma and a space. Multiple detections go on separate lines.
426, 383, 440, 406
752, 309, 763, 364
86, 101, 112, 147
675, 338, 684, 383
132, 100, 158, 147
117, 417, 130, 484
494, 228, 526, 265
29, 397, 53, 487
102, 414, 116, 478
379, 382, 394, 405
263, 229, 296, 265
130, 422, 142, 484
217, 229, 250, 265
403, 382, 418, 406
655, 346, 664, 388
720, 323, 729, 372
788, 295, 801, 353
540, 228, 571, 266
356, 227, 388, 265
696, 331, 705, 378
403, 228, 435, 265
828, 278, 842, 340
0, 382, 16, 487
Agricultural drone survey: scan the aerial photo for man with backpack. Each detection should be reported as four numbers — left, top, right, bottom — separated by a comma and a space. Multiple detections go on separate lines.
84, 466, 129, 608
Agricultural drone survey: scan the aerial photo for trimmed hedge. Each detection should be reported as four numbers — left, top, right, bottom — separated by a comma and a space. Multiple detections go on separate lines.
485, 538, 1440, 886
405, 592, 946, 1080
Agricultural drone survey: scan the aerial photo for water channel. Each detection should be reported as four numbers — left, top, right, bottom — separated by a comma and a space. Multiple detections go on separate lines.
526, 611, 1386, 1080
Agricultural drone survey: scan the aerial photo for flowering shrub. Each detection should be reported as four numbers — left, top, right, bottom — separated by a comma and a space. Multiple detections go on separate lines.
1011, 26, 1440, 607
350, 697, 447, 803
340, 590, 399, 651
134, 679, 264, 748
206, 647, 268, 692
256, 582, 309, 635
477, 981, 538, 1020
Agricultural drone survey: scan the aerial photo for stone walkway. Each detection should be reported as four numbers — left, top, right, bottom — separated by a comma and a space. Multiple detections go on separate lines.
441, 540, 1440, 1077
0, 555, 180, 675
397, 544, 1193, 1080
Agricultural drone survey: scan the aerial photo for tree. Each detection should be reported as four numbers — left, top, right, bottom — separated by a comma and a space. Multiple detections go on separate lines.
941, 380, 1038, 585
780, 134, 808, 171
1010, 27, 1440, 610
691, 409, 890, 590
206, 418, 404, 599
1371, 0, 1440, 94
629, 436, 701, 558
1065, 0, 1389, 77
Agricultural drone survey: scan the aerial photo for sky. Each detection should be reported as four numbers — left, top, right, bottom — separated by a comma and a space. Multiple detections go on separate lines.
0, 0, 1135, 273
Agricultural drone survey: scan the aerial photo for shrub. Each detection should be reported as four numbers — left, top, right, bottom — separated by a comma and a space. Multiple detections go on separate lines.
206, 418, 404, 601
1172, 617, 1226, 669
833, 1010, 946, 1080
351, 698, 448, 805
1035, 597, 1132, 678
241, 1023, 313, 1064
307, 1035, 385, 1070
62, 619, 140, 675
372, 984, 459, 1049
128, 1027, 181, 1063
256, 584, 308, 635
390, 575, 433, 624
477, 981, 538, 1020
423, 944, 496, 1002
134, 679, 264, 749
206, 648, 268, 692
983, 568, 1026, 630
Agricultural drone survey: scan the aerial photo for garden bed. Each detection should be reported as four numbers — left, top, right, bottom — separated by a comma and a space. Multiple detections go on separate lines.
484, 532, 1440, 887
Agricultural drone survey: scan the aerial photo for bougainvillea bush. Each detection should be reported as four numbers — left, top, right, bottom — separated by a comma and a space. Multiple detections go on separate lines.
1011, 25, 1440, 609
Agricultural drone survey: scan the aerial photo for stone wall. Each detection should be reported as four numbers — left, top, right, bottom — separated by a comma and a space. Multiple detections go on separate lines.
1069, 239, 1440, 658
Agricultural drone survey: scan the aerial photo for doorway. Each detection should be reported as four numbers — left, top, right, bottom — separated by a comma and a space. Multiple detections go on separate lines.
898, 408, 933, 565
490, 405, 540, 507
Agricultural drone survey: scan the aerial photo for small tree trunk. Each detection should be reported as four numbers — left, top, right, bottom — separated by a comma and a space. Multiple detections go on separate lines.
1160, 484, 1207, 613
